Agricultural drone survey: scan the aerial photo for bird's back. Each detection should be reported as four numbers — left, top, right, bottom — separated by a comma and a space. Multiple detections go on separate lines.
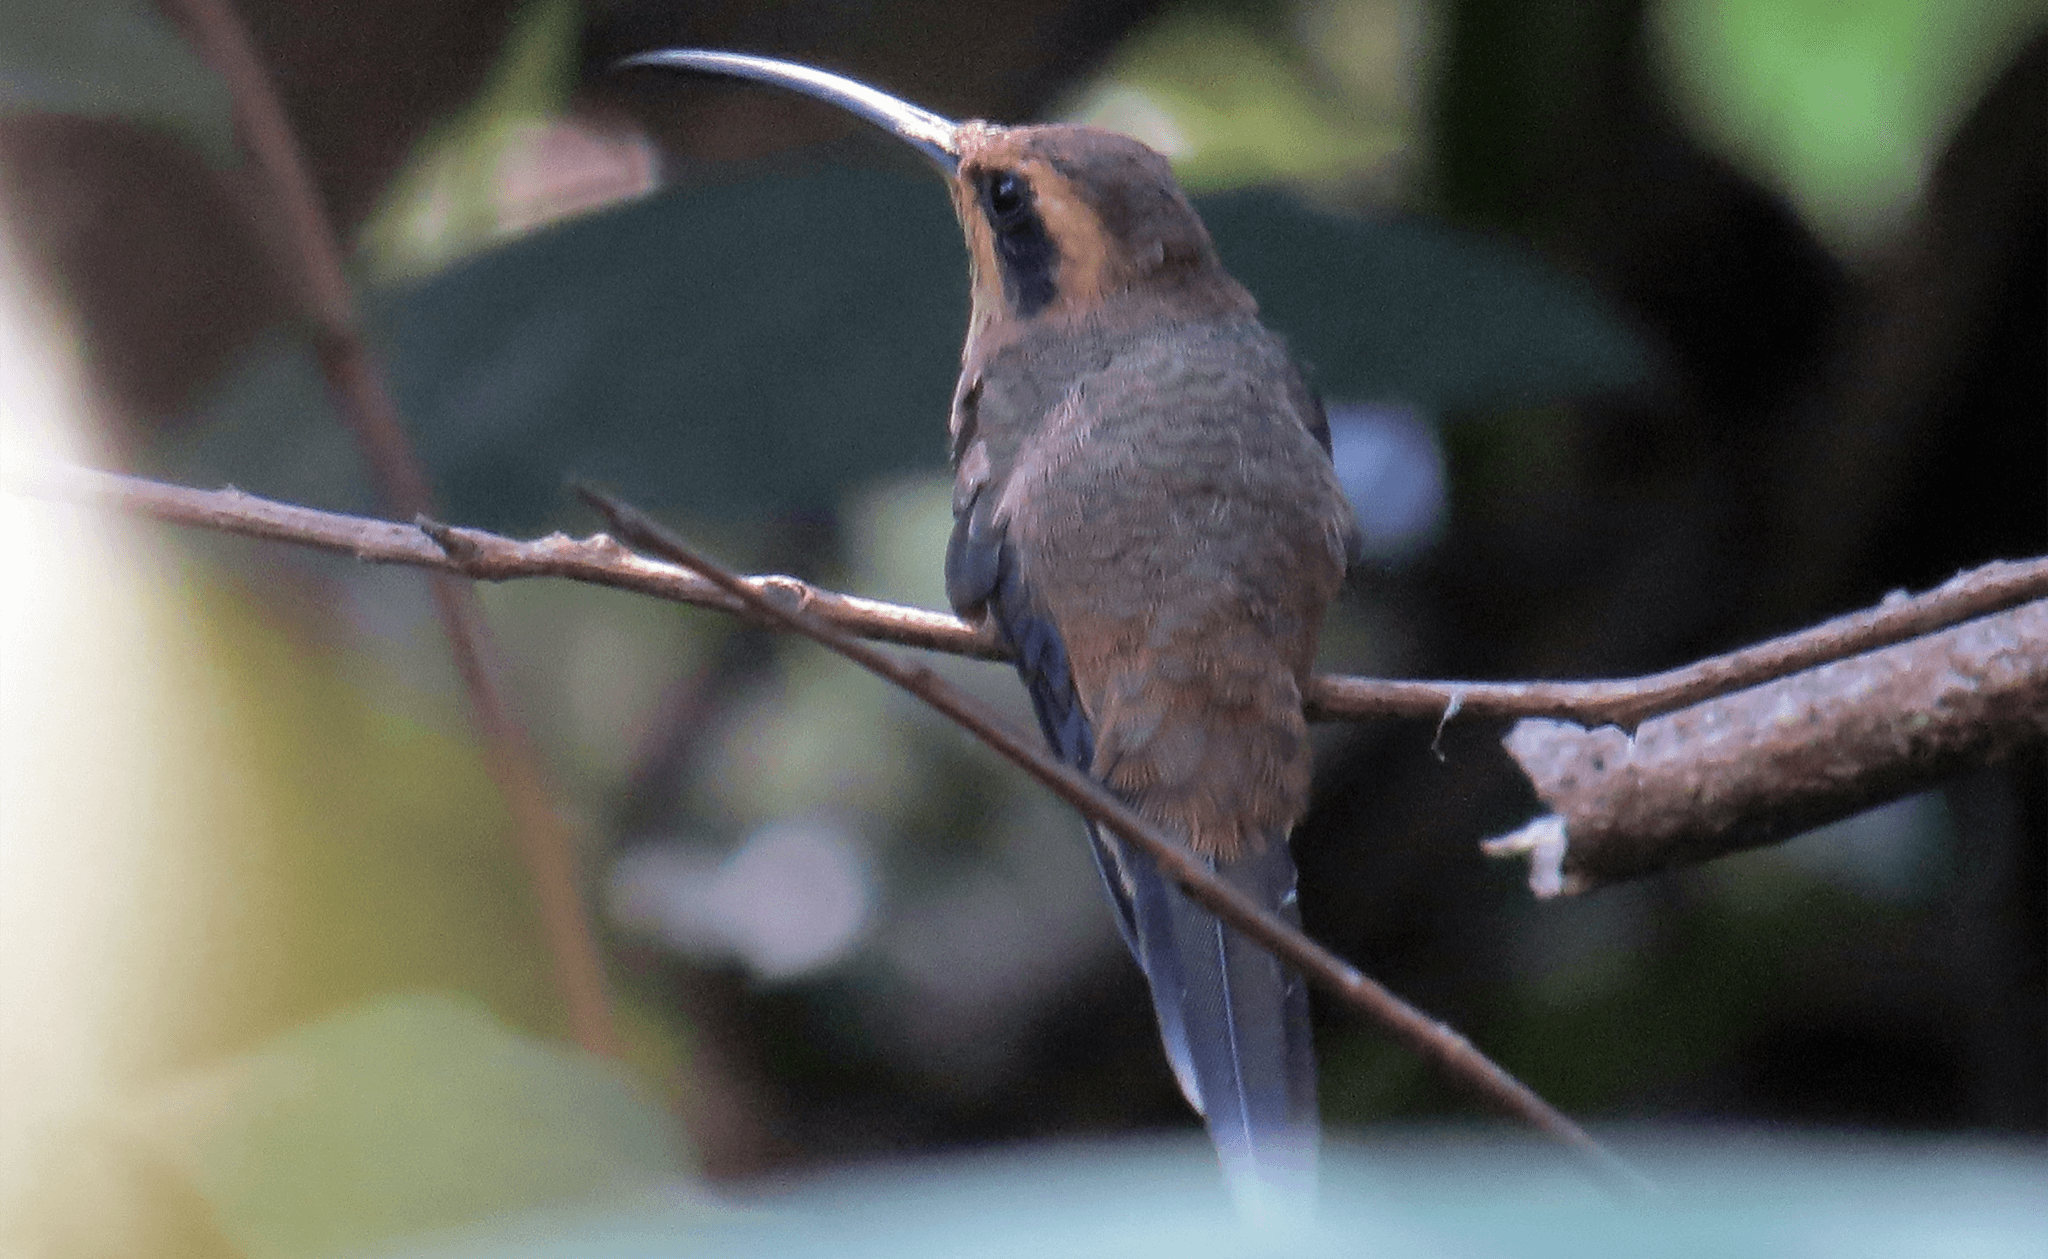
983, 314, 1353, 859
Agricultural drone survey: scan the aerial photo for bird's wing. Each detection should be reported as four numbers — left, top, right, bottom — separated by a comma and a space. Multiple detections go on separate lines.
948, 488, 1317, 1216
946, 496, 1139, 954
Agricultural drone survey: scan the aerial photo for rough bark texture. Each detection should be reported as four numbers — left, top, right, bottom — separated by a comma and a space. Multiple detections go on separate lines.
1493, 600, 2048, 894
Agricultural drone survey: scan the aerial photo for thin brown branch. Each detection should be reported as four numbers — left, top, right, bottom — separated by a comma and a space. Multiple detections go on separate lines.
1306, 555, 2048, 726
28, 461, 2040, 1146
162, 0, 617, 1057
21, 465, 995, 656
570, 484, 1653, 1196
30, 467, 2048, 740
1485, 599, 2048, 895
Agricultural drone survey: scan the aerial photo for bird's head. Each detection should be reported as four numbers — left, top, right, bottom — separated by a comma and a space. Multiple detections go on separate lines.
618, 51, 1253, 354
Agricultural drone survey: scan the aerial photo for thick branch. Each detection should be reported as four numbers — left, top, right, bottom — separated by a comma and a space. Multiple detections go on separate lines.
163, 0, 617, 1057
570, 486, 1650, 1194
1485, 600, 2048, 896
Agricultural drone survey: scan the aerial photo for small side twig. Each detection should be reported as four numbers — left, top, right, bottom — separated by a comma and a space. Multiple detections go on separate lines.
573, 484, 1654, 1196
163, 0, 617, 1056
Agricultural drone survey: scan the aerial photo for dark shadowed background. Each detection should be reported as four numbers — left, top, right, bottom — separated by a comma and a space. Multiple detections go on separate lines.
2, 1, 2041, 1253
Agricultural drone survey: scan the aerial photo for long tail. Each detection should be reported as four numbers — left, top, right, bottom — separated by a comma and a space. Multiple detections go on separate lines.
964, 542, 1319, 1214
1117, 829, 1319, 1218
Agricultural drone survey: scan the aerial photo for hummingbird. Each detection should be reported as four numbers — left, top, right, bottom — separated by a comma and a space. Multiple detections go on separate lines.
622, 49, 1360, 1215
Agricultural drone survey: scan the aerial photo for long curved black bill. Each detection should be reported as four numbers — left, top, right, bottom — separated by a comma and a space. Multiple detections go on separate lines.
616, 49, 961, 175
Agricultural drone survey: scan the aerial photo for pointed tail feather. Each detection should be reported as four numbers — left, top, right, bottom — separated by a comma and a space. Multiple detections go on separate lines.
1125, 835, 1318, 1218
975, 555, 1317, 1214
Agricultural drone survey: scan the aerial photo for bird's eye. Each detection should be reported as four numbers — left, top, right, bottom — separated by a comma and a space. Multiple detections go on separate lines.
984, 171, 1030, 228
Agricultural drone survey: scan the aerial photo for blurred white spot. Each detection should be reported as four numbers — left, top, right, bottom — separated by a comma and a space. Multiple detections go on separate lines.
494, 119, 660, 237
874, 797, 1120, 1086
1325, 401, 1447, 563
2, 226, 211, 1200
1482, 814, 1570, 899
608, 813, 872, 980
365, 118, 658, 280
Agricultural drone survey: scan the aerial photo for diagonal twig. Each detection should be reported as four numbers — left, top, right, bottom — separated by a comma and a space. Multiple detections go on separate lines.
162, 0, 617, 1056
26, 467, 2048, 734
568, 483, 1655, 1197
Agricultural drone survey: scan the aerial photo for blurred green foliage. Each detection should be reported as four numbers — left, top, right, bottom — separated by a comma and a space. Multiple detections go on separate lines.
363, 0, 585, 278
170, 171, 1651, 531
5, 0, 2039, 1253
0, 0, 233, 158
23, 995, 699, 1258
1066, 9, 1411, 189
132, 993, 697, 1258
355, 1136, 2046, 1258
1655, 0, 2048, 247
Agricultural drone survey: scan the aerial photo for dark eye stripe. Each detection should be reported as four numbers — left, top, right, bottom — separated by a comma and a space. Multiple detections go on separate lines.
981, 169, 1058, 317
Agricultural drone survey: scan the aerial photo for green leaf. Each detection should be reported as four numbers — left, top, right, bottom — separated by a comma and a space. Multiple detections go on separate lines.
360, 0, 591, 279
1065, 12, 1409, 190
169, 165, 1650, 532
129, 991, 698, 1259
1202, 188, 1654, 409
1655, 0, 2048, 248
0, 0, 233, 158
